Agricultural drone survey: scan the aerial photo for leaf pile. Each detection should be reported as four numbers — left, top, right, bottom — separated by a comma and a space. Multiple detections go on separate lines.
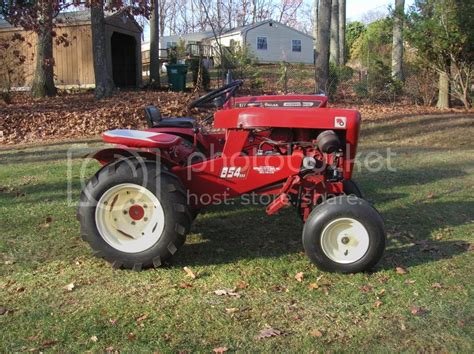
0, 91, 208, 145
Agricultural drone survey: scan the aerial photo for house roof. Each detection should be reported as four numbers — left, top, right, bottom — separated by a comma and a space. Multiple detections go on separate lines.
206, 19, 314, 40
0, 9, 142, 32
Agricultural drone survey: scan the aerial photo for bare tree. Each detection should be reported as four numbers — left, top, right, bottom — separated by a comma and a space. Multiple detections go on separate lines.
391, 0, 404, 81
149, 0, 160, 88
91, 0, 115, 99
312, 0, 319, 53
315, 0, 331, 93
329, 0, 339, 64
338, 0, 345, 64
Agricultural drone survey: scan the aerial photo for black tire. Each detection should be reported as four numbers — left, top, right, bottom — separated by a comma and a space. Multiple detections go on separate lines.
302, 195, 385, 273
343, 179, 364, 198
77, 158, 191, 270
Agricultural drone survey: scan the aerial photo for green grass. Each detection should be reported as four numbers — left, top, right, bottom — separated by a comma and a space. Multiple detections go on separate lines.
1, 113, 473, 352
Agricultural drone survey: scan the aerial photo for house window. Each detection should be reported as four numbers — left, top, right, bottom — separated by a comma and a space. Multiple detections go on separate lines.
257, 36, 267, 50
292, 39, 302, 52
166, 41, 177, 48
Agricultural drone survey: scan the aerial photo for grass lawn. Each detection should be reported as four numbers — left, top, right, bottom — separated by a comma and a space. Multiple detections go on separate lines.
0, 112, 473, 352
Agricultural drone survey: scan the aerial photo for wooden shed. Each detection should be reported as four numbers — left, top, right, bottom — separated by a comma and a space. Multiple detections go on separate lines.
0, 10, 142, 89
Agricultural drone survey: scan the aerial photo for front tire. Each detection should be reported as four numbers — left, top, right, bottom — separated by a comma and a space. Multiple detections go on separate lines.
77, 159, 191, 270
302, 195, 385, 273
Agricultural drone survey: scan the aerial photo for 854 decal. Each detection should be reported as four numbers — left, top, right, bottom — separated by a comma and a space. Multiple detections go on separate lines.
220, 167, 247, 179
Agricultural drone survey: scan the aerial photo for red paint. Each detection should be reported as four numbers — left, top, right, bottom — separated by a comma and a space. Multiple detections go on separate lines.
92, 91, 362, 220
129, 205, 145, 221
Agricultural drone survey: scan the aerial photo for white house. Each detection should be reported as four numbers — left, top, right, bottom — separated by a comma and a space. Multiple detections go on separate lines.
206, 20, 314, 64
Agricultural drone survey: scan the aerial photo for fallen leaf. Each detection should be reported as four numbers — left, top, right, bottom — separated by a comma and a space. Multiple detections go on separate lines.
236, 280, 248, 289
179, 282, 193, 289
374, 300, 383, 308
213, 347, 229, 353
63, 283, 75, 291
308, 283, 319, 290
310, 329, 323, 337
0, 306, 9, 315
360, 284, 372, 293
410, 305, 428, 316
136, 313, 149, 323
109, 318, 117, 325
395, 267, 408, 275
431, 282, 443, 289
183, 266, 196, 279
90, 336, 98, 342
41, 340, 58, 348
377, 289, 386, 297
295, 272, 304, 282
322, 286, 329, 295
225, 307, 239, 314
214, 289, 240, 298
105, 346, 114, 352
426, 192, 435, 199
255, 326, 285, 340
128, 332, 136, 341
404, 279, 416, 285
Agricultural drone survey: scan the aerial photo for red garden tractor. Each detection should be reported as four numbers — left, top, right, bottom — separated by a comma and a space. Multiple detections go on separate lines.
77, 80, 386, 273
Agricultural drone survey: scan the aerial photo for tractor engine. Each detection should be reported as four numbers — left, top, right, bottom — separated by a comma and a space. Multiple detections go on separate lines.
249, 128, 346, 220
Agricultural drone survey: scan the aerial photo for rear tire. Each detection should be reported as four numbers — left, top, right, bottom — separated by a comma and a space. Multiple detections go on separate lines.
302, 195, 385, 273
77, 159, 191, 270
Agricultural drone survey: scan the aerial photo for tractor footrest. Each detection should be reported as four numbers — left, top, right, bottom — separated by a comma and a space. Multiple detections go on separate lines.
266, 193, 290, 215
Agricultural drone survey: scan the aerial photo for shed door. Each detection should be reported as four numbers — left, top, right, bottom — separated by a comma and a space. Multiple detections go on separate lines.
111, 32, 137, 87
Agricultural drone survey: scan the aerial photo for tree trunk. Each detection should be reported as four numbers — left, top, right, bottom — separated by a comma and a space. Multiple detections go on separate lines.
251, 0, 257, 24
329, 0, 339, 65
436, 71, 450, 108
315, 0, 332, 93
338, 0, 345, 65
30, 2, 56, 98
391, 0, 404, 81
312, 0, 319, 54
91, 0, 115, 99
149, 0, 160, 88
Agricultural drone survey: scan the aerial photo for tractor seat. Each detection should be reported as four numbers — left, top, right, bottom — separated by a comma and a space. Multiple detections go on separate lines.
145, 105, 195, 129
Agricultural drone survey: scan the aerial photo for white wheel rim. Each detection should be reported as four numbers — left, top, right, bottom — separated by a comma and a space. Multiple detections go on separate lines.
95, 183, 165, 253
320, 217, 370, 264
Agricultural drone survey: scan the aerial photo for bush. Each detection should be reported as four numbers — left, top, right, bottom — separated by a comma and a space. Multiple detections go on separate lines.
327, 63, 354, 98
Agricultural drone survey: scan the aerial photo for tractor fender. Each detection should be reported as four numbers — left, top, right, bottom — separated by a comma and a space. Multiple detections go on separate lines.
89, 147, 175, 168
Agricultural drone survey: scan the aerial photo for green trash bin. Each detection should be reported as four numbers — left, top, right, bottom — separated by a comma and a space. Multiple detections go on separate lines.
166, 64, 188, 92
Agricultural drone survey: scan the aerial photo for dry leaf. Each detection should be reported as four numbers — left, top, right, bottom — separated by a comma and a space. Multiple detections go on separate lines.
225, 308, 239, 314
255, 326, 285, 340
395, 267, 408, 275
0, 306, 9, 315
374, 300, 383, 308
236, 280, 248, 289
90, 336, 98, 342
404, 279, 416, 285
109, 318, 117, 325
410, 306, 428, 315
310, 329, 323, 337
431, 282, 443, 289
360, 284, 372, 293
136, 313, 149, 322
214, 289, 240, 298
213, 347, 229, 353
308, 283, 319, 290
128, 332, 136, 341
63, 283, 75, 291
183, 266, 196, 279
295, 272, 304, 282
377, 289, 386, 297
179, 282, 193, 289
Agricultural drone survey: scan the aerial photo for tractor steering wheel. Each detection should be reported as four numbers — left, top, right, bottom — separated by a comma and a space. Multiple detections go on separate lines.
188, 80, 243, 109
